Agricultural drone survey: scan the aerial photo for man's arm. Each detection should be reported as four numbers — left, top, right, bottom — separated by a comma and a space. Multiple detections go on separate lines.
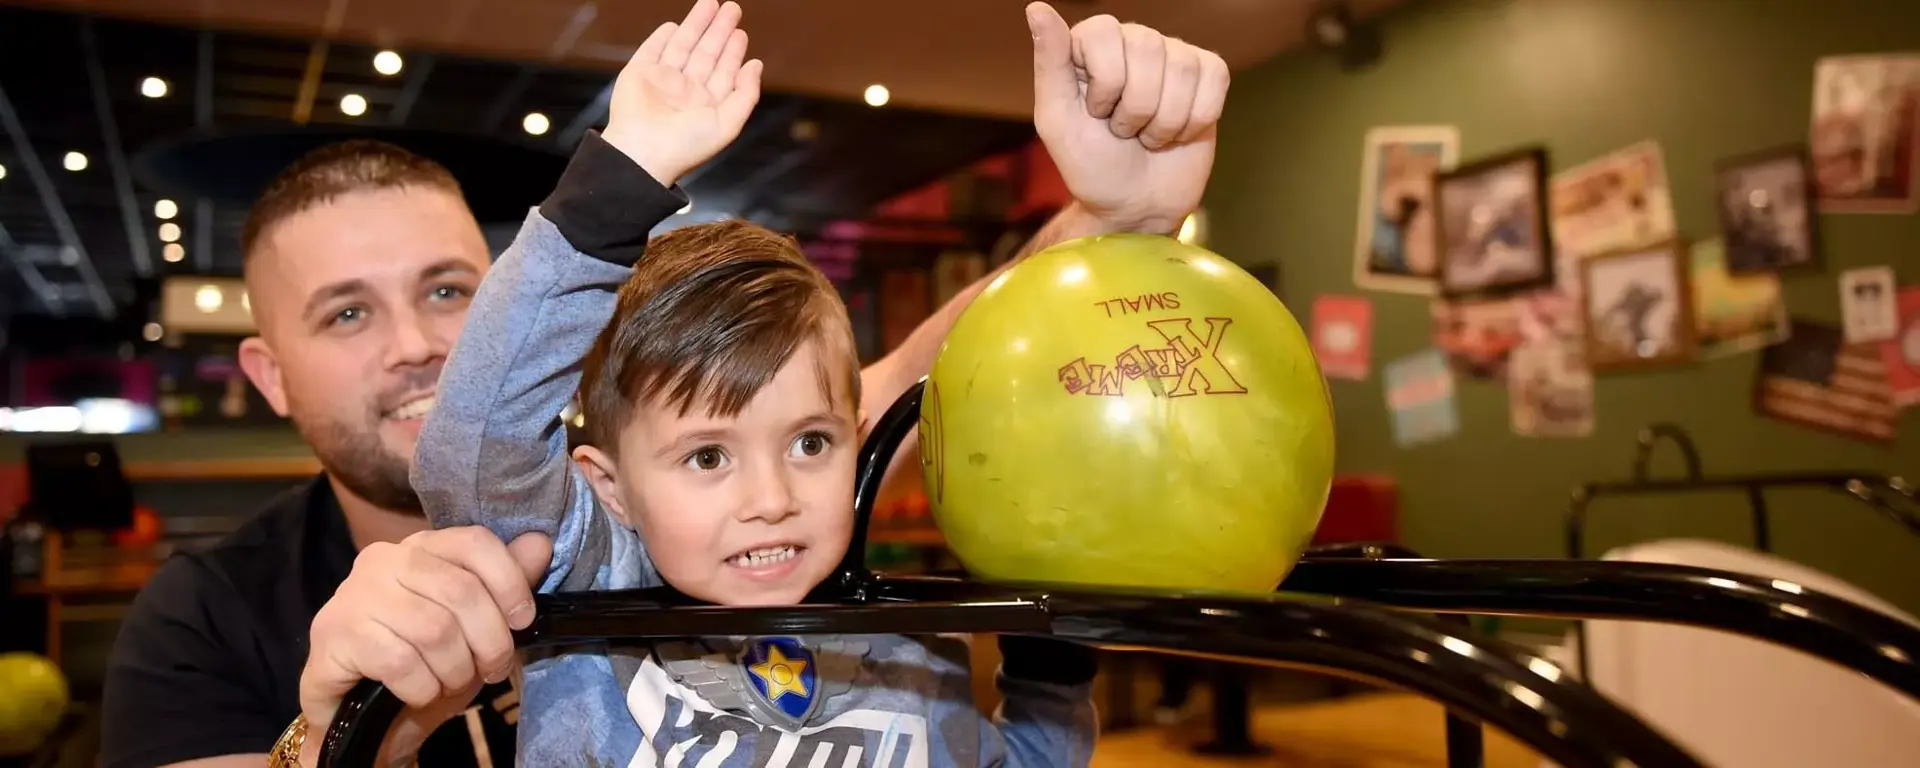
99, 558, 282, 768
857, 203, 1136, 475
861, 1, 1227, 477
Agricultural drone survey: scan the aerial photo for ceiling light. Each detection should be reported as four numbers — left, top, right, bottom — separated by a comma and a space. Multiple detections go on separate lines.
374, 51, 404, 76
63, 152, 88, 171
162, 243, 185, 263
864, 84, 890, 107
140, 77, 169, 98
194, 285, 223, 313
158, 222, 182, 243
523, 112, 550, 136
0, 163, 7, 181
154, 199, 178, 219
142, 322, 164, 342
340, 93, 368, 117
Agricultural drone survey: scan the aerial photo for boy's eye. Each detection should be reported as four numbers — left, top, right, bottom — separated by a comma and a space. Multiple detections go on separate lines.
790, 432, 831, 458
686, 447, 728, 471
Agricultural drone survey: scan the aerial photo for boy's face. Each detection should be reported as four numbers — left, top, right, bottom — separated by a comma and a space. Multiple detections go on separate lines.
579, 338, 859, 606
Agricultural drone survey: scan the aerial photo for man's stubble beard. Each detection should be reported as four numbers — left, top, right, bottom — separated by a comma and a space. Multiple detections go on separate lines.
291, 407, 423, 515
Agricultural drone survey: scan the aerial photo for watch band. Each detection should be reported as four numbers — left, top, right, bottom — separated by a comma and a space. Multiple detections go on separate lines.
267, 714, 308, 768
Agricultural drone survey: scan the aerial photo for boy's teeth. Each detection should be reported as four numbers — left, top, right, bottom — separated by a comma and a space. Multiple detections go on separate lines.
729, 545, 797, 568
388, 396, 436, 420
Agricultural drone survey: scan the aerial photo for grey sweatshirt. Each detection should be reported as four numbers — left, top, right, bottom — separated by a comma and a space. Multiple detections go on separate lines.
413, 134, 1098, 767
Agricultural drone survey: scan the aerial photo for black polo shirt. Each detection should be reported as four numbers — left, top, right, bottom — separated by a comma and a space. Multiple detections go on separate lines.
99, 475, 517, 767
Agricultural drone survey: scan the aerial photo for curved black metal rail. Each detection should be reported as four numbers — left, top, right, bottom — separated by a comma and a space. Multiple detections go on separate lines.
317, 381, 1919, 767
1281, 557, 1920, 702
1566, 422, 1920, 560
321, 574, 1704, 768
1561, 422, 1920, 682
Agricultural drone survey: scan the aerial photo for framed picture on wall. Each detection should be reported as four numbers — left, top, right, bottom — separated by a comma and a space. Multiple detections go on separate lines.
1351, 125, 1460, 295
1754, 318, 1897, 444
1434, 146, 1555, 298
1714, 144, 1821, 275
1809, 54, 1920, 214
1580, 240, 1697, 372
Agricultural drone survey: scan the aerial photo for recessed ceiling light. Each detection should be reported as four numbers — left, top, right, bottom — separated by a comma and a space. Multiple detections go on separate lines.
162, 243, 185, 263
523, 112, 550, 136
158, 223, 181, 243
140, 77, 169, 98
374, 51, 404, 76
154, 199, 178, 219
0, 163, 7, 181
340, 93, 368, 117
63, 152, 88, 171
142, 322, 164, 342
194, 285, 223, 313
864, 84, 890, 107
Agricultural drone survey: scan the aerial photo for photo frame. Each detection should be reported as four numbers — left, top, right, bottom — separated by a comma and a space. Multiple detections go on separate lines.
1714, 144, 1822, 275
1580, 240, 1696, 372
1754, 318, 1897, 444
1434, 146, 1555, 298
1810, 54, 1920, 214
1351, 126, 1460, 295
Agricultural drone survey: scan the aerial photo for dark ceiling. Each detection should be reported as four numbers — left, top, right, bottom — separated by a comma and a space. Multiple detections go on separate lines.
0, 2, 1039, 348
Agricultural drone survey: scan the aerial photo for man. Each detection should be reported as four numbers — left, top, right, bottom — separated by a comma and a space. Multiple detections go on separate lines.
100, 1, 1229, 765
98, 140, 524, 768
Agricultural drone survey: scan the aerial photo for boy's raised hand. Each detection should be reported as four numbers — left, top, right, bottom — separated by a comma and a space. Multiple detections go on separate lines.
1026, 2, 1229, 236
603, 0, 763, 187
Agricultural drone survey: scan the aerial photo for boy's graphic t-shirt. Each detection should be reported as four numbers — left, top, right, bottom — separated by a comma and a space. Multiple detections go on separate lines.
624, 635, 944, 767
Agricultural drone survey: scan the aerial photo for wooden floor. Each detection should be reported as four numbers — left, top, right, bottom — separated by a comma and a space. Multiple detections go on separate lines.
1090, 693, 1543, 768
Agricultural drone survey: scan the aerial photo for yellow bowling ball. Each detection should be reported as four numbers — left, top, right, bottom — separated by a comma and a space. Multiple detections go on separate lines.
920, 233, 1334, 594
0, 652, 68, 757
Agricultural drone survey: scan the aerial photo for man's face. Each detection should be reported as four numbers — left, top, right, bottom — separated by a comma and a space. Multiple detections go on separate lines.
238, 186, 490, 513
580, 339, 860, 606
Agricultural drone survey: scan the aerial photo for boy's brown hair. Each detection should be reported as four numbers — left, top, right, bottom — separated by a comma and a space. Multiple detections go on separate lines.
578, 219, 861, 451
241, 140, 466, 265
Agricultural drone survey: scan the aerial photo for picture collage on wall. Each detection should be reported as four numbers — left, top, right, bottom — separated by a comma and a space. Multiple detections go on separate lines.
1336, 51, 1920, 447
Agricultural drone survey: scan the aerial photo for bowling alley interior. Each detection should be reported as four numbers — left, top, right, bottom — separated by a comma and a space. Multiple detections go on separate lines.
4, 0, 1920, 765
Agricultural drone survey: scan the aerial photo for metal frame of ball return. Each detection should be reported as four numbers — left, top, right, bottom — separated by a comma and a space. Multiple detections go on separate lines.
1562, 421, 1920, 686
318, 383, 1920, 768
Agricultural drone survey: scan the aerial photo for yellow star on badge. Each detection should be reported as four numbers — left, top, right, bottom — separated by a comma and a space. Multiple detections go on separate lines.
749, 645, 810, 702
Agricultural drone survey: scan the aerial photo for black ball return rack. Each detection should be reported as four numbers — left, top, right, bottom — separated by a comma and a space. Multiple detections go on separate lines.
319, 385, 1920, 768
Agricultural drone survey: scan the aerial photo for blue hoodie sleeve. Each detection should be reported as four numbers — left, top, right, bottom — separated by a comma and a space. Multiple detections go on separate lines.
991, 635, 1099, 766
412, 132, 687, 591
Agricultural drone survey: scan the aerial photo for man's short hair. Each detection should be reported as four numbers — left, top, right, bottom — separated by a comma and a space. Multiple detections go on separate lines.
240, 140, 466, 265
578, 219, 860, 451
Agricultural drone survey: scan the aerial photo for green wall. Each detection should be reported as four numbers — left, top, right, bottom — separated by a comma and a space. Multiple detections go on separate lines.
1209, 0, 1920, 616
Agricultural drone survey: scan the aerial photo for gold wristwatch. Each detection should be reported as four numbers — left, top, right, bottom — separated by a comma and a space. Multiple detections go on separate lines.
268, 714, 308, 767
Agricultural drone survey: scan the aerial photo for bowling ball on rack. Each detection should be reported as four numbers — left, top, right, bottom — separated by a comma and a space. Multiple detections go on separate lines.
0, 652, 69, 757
919, 233, 1334, 594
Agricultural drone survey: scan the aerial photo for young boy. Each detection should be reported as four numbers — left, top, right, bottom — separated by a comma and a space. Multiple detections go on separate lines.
413, 1, 1228, 764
